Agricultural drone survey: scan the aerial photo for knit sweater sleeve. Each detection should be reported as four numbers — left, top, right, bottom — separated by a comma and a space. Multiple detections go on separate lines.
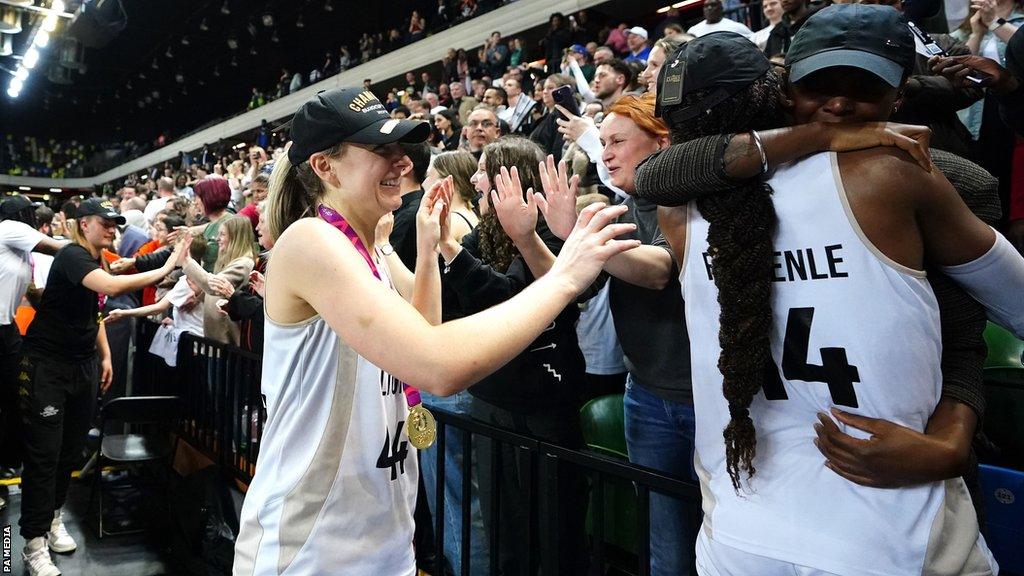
634, 135, 741, 206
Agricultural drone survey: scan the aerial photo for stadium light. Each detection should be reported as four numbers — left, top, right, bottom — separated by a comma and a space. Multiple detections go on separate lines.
10, 77, 23, 92
34, 30, 49, 47
51, 0, 66, 13
7, 87, 19, 98
43, 14, 58, 32
49, 188, 61, 193
18, 186, 30, 191
15, 66, 28, 81
23, 47, 40, 69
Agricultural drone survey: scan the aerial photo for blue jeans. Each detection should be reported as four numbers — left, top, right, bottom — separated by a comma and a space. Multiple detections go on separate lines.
421, 390, 490, 575
624, 374, 699, 576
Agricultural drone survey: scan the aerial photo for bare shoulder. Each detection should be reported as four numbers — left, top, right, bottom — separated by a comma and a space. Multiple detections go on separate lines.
837, 148, 953, 206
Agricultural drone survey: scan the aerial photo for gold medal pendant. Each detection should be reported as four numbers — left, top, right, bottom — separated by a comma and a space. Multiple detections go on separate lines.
407, 404, 437, 449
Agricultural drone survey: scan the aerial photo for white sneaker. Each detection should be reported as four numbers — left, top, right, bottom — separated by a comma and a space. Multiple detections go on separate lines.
46, 511, 76, 554
22, 540, 61, 576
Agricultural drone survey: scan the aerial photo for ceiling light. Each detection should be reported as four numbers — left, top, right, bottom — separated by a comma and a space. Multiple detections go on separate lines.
10, 77, 23, 92
34, 31, 49, 48
23, 47, 39, 69
229, 56, 237, 67
0, 34, 12, 57
246, 22, 257, 37
51, 0, 65, 13
175, 72, 184, 83
295, 15, 304, 28
138, 70, 146, 79
165, 45, 173, 58
181, 35, 190, 46
19, 186, 31, 191
270, 31, 279, 43
43, 14, 58, 32
220, 1, 230, 15
324, 0, 333, 12
249, 46, 257, 56
151, 59, 159, 69
199, 17, 209, 31
212, 66, 220, 77
15, 66, 28, 81
262, 13, 274, 27
49, 188, 61, 193
151, 90, 159, 98
226, 36, 238, 50
0, 9, 22, 35
233, 142, 246, 150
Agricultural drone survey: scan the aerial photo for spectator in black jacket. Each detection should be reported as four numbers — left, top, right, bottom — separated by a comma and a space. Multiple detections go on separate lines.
764, 0, 819, 59
438, 137, 591, 576
542, 13, 574, 72
530, 74, 575, 162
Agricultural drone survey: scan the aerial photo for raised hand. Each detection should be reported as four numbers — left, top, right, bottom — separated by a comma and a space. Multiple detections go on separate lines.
549, 203, 640, 295
824, 122, 933, 172
931, 54, 1018, 94
491, 166, 538, 244
375, 212, 395, 247
554, 104, 595, 143
535, 154, 580, 241
171, 231, 193, 267
417, 176, 453, 255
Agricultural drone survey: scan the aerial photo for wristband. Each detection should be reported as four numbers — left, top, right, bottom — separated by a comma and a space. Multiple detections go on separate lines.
989, 17, 1007, 31
750, 130, 769, 175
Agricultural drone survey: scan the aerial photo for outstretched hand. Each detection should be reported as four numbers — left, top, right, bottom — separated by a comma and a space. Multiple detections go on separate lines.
550, 202, 640, 295
535, 154, 580, 241
491, 166, 538, 244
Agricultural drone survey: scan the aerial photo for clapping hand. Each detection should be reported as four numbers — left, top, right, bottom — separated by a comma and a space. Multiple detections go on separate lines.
534, 155, 580, 241
417, 175, 454, 254
491, 166, 538, 244
209, 275, 235, 299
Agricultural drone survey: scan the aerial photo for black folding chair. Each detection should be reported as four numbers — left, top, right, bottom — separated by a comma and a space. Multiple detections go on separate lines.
89, 396, 182, 537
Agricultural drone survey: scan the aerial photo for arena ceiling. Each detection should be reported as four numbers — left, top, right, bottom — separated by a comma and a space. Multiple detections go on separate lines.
1, 0, 429, 140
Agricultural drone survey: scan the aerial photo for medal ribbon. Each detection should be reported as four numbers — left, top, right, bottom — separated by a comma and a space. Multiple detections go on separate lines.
317, 205, 424, 410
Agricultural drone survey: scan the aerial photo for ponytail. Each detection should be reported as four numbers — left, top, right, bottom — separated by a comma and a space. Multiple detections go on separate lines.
265, 143, 346, 241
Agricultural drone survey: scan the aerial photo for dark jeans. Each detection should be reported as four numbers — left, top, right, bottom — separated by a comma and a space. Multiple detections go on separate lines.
471, 398, 589, 576
0, 324, 24, 469
19, 354, 98, 539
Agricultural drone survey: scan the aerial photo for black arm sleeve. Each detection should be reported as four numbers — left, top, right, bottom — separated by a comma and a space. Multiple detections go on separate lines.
633, 135, 740, 206
134, 247, 173, 272
226, 290, 265, 323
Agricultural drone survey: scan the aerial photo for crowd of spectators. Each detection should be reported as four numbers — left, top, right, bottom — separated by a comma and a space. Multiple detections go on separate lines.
2, 1, 1024, 575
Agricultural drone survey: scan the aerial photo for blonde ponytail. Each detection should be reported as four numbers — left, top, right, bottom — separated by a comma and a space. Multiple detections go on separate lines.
265, 144, 346, 241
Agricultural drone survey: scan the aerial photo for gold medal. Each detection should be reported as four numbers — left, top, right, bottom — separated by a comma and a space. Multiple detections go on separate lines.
407, 404, 437, 449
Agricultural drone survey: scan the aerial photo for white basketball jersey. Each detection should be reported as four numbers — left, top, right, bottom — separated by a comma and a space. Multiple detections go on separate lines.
234, 261, 417, 576
682, 152, 996, 576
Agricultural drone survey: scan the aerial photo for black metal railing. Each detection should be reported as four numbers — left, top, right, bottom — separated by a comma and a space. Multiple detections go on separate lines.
133, 320, 264, 484
430, 407, 701, 576
134, 318, 702, 574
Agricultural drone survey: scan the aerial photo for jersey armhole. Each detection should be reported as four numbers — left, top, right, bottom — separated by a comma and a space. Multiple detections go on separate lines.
829, 152, 927, 279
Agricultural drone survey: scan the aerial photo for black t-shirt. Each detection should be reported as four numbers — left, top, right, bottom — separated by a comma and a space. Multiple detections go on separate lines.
26, 243, 102, 361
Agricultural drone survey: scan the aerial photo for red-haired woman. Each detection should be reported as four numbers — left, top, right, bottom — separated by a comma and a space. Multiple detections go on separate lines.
192, 178, 233, 272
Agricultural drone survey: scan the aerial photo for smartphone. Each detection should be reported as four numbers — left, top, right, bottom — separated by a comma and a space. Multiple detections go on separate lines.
908, 21, 989, 85
552, 85, 580, 118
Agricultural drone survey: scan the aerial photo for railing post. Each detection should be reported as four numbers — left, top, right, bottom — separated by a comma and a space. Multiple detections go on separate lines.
537, 451, 560, 575
460, 428, 472, 576
434, 417, 446, 571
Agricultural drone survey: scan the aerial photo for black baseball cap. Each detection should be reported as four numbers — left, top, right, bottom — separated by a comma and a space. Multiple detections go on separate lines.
0, 195, 34, 219
75, 198, 126, 224
287, 87, 431, 165
786, 4, 915, 88
655, 32, 770, 123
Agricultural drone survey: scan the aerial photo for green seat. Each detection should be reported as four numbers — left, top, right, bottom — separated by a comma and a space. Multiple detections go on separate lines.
984, 322, 1024, 369
983, 368, 1024, 470
580, 395, 637, 559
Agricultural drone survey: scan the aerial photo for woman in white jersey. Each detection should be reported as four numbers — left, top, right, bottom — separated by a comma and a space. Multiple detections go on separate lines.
649, 21, 1023, 575
232, 87, 640, 576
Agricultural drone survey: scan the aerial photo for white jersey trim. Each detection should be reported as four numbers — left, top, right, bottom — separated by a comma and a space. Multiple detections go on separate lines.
829, 152, 927, 279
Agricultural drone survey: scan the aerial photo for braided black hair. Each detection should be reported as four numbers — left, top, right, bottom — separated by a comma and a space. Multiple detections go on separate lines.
669, 69, 786, 490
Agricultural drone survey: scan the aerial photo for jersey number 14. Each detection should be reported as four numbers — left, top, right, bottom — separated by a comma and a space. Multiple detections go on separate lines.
762, 307, 860, 408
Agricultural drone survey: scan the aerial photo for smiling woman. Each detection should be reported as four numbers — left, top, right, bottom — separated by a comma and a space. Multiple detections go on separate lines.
235, 87, 639, 576
18, 198, 188, 576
